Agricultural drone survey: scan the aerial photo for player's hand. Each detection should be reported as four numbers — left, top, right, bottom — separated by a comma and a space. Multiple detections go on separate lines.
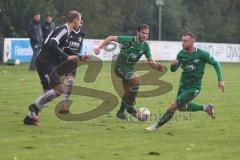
79, 55, 89, 61
67, 55, 79, 62
171, 60, 178, 66
94, 47, 101, 55
218, 80, 225, 92
156, 64, 164, 72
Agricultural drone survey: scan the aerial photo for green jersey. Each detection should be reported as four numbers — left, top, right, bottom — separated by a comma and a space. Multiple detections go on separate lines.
171, 48, 223, 90
115, 36, 151, 68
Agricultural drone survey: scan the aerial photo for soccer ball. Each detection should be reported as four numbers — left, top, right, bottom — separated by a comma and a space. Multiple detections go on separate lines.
137, 107, 151, 121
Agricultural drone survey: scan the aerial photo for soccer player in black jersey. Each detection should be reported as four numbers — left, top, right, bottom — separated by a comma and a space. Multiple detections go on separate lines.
23, 10, 82, 126
57, 19, 87, 114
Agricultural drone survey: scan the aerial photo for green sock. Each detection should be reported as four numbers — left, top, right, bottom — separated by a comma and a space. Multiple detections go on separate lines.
187, 103, 203, 112
118, 95, 134, 113
157, 110, 174, 127
118, 101, 126, 113
118, 97, 127, 113
119, 95, 137, 114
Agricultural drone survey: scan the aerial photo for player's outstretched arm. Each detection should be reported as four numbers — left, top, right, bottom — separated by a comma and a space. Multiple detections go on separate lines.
79, 55, 89, 61
94, 36, 118, 55
67, 55, 79, 62
213, 61, 224, 92
205, 53, 224, 92
147, 58, 164, 72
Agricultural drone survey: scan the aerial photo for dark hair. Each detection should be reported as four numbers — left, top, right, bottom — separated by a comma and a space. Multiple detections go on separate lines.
137, 24, 150, 32
66, 10, 81, 23
182, 32, 196, 39
46, 14, 53, 17
33, 12, 40, 16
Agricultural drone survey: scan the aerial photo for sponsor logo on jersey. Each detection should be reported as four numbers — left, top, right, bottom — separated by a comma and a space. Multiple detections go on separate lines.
185, 64, 196, 71
194, 59, 200, 63
70, 41, 80, 47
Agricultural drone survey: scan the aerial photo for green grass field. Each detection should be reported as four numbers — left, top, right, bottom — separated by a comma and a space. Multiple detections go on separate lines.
0, 62, 239, 160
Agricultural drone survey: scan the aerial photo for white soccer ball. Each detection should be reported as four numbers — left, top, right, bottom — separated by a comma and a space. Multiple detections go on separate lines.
137, 107, 151, 121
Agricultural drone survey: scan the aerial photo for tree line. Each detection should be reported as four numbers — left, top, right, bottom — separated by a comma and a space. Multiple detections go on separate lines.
0, 0, 239, 43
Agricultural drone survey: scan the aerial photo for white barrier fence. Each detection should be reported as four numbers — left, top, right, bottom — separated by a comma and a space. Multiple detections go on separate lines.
3, 38, 240, 63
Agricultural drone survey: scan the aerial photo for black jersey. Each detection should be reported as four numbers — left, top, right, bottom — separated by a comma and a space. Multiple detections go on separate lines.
38, 24, 70, 65
64, 29, 85, 55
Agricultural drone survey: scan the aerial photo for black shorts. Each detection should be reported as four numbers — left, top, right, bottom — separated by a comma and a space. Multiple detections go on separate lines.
35, 57, 63, 90
36, 57, 78, 90
56, 60, 78, 78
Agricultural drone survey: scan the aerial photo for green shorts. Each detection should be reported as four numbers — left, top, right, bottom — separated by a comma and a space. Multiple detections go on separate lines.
114, 66, 135, 80
176, 88, 200, 107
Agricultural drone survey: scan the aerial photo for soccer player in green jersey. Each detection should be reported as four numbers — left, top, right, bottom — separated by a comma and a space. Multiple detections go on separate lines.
146, 32, 225, 131
95, 24, 164, 120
